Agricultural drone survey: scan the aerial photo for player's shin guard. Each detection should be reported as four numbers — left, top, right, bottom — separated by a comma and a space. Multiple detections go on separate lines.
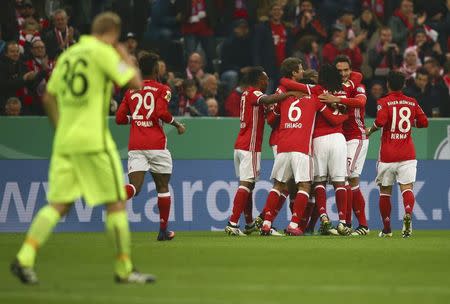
345, 185, 353, 225
244, 192, 254, 224
125, 184, 136, 200
17, 205, 61, 267
335, 187, 347, 222
157, 192, 171, 230
402, 189, 415, 215
314, 185, 327, 217
106, 211, 133, 279
299, 198, 315, 231
262, 189, 281, 224
379, 194, 392, 232
290, 191, 309, 226
229, 186, 251, 224
352, 186, 368, 227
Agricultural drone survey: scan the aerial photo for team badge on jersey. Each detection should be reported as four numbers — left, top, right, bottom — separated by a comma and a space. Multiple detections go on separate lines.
377, 104, 382, 111
357, 86, 366, 93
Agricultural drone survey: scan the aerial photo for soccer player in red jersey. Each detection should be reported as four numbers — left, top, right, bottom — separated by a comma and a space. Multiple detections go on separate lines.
279, 64, 356, 236
225, 66, 302, 236
319, 55, 370, 235
260, 87, 348, 236
255, 58, 305, 236
116, 53, 186, 241
366, 71, 428, 238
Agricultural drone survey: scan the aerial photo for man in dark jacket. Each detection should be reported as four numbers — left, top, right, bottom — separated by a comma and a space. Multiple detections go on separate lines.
220, 19, 252, 94
43, 9, 79, 60
403, 67, 439, 117
252, 3, 293, 92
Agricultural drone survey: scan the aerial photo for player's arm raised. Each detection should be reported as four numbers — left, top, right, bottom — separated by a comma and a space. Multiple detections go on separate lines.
114, 43, 142, 89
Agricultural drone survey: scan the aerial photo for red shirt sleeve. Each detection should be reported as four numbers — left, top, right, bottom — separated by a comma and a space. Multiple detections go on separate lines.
156, 96, 174, 124
374, 99, 388, 128
266, 104, 280, 128
349, 71, 363, 85
415, 104, 429, 128
279, 78, 309, 94
115, 92, 131, 125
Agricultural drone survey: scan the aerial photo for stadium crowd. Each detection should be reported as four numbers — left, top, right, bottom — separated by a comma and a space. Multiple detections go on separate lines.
0, 0, 449, 117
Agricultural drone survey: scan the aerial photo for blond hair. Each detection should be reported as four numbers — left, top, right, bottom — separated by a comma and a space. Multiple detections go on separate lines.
91, 12, 121, 35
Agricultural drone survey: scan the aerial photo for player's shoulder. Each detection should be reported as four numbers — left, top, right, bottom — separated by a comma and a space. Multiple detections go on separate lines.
276, 85, 287, 94
247, 86, 264, 98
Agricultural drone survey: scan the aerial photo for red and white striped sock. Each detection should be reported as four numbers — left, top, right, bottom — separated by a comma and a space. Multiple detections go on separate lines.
125, 184, 136, 200
335, 187, 347, 223
379, 194, 392, 232
402, 189, 415, 215
157, 192, 171, 230
229, 186, 251, 225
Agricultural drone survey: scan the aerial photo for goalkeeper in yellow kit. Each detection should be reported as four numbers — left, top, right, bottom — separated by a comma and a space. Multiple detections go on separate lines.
11, 12, 155, 284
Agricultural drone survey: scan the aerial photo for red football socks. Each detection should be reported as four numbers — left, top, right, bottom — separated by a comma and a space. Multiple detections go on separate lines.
229, 186, 251, 224
352, 186, 368, 227
274, 190, 289, 216
291, 191, 309, 224
402, 189, 415, 215
299, 200, 315, 231
157, 192, 171, 230
244, 192, 253, 224
315, 185, 327, 216
345, 185, 353, 225
379, 194, 392, 232
335, 187, 347, 222
262, 189, 281, 223
125, 184, 136, 200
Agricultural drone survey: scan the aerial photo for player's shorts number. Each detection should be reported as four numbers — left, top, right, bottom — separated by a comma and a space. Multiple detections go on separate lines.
391, 106, 411, 133
288, 100, 302, 122
61, 58, 88, 97
131, 91, 155, 120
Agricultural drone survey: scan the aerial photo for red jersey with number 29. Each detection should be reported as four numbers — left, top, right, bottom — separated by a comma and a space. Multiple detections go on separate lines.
116, 79, 173, 150
374, 91, 428, 162
277, 95, 327, 155
234, 87, 266, 152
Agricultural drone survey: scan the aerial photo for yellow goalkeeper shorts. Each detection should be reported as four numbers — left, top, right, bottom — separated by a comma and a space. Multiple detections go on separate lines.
47, 149, 126, 205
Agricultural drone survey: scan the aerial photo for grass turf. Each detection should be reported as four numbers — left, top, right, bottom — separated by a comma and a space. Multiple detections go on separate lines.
1, 231, 449, 304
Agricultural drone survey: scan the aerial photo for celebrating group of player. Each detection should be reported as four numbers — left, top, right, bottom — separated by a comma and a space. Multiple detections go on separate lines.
225, 55, 428, 238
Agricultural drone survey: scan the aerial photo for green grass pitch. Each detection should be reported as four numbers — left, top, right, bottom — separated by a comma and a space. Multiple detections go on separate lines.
1, 231, 450, 304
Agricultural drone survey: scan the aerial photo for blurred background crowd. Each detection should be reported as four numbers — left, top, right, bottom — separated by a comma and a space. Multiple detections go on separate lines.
0, 0, 449, 118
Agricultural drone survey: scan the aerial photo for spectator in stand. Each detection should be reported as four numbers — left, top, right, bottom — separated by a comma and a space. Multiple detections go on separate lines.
424, 57, 449, 116
322, 24, 363, 71
366, 81, 385, 118
206, 97, 219, 116
292, 36, 321, 71
220, 19, 252, 94
43, 9, 79, 60
176, 0, 218, 73
172, 78, 207, 116
335, 9, 357, 42
0, 41, 38, 114
441, 60, 450, 117
24, 38, 55, 115
413, 28, 445, 64
224, 76, 248, 117
403, 67, 440, 117
222, 0, 259, 33
18, 17, 41, 59
124, 32, 139, 57
200, 74, 226, 112
400, 46, 422, 81
361, 0, 385, 22
158, 59, 169, 84
253, 2, 293, 92
353, 8, 381, 80
368, 26, 402, 81
185, 52, 205, 81
388, 0, 417, 51
4, 97, 22, 116
291, 0, 327, 43
148, 0, 180, 41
